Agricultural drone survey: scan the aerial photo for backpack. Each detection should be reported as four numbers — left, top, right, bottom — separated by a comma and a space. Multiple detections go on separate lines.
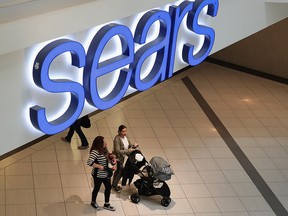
80, 115, 91, 128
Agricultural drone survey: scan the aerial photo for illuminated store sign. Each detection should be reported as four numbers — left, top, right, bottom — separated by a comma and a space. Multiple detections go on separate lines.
30, 0, 218, 134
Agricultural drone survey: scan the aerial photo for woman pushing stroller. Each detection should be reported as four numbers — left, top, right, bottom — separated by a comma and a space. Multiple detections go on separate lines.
112, 125, 138, 192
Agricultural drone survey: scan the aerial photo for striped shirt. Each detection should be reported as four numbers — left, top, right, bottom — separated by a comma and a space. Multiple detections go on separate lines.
87, 150, 108, 178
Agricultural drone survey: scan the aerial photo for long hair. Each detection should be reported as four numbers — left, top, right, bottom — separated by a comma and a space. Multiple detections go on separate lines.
90, 136, 106, 154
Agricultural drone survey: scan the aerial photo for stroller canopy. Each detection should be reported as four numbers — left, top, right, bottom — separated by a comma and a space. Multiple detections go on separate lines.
149, 156, 174, 181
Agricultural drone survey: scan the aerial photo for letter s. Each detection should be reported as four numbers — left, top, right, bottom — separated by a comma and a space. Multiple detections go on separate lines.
30, 39, 86, 135
183, 0, 219, 66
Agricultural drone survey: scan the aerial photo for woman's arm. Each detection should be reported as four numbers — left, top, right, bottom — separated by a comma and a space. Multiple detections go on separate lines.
92, 162, 104, 170
87, 150, 104, 170
127, 136, 138, 149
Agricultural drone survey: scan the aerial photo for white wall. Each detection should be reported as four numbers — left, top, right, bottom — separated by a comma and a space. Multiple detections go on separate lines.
211, 0, 288, 53
0, 0, 287, 157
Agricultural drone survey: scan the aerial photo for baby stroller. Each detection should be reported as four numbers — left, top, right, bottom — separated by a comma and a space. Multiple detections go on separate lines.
122, 150, 174, 207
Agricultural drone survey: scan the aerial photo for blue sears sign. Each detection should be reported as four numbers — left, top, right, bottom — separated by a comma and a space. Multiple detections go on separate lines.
30, 0, 218, 134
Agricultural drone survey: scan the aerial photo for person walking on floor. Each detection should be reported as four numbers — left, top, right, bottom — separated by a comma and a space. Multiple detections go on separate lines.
87, 136, 115, 211
61, 115, 90, 150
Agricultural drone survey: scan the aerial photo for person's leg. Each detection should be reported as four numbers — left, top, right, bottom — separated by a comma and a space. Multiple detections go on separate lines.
63, 125, 75, 143
103, 178, 112, 203
74, 121, 89, 148
112, 162, 123, 191
91, 176, 102, 209
103, 178, 115, 211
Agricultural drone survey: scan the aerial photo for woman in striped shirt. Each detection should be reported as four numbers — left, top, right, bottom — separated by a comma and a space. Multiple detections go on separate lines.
87, 136, 115, 211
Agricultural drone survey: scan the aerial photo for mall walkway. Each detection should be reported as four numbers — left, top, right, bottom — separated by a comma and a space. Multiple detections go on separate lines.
0, 62, 288, 216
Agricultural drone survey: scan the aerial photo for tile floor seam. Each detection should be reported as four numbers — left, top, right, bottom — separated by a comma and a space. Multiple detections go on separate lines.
182, 75, 288, 216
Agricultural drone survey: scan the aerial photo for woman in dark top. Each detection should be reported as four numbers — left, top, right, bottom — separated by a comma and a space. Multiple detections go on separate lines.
87, 136, 115, 211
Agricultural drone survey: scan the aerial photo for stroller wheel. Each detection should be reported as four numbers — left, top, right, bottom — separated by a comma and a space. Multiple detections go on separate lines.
161, 197, 171, 207
130, 193, 140, 204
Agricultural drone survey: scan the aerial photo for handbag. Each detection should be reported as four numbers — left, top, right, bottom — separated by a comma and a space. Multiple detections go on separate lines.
80, 115, 91, 128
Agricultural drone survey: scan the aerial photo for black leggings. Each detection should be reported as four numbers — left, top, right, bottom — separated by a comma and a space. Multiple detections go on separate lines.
91, 176, 112, 203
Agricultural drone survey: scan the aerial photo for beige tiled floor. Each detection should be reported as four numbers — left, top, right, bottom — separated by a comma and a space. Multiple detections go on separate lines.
0, 62, 287, 215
